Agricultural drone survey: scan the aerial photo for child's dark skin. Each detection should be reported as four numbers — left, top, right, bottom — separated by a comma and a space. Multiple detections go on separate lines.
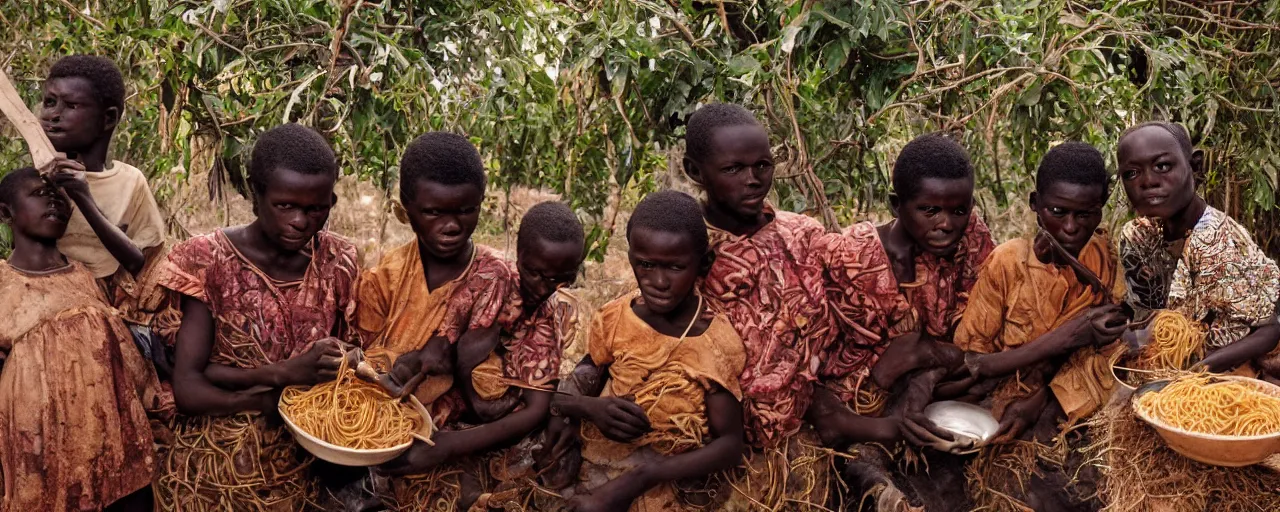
0, 174, 155, 512
171, 168, 346, 417
1118, 126, 1280, 371
39, 75, 145, 276
455, 232, 586, 422
549, 226, 746, 512
378, 179, 556, 476
682, 121, 904, 448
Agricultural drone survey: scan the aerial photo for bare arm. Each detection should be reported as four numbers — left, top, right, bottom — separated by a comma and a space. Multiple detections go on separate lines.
48, 158, 144, 276
1200, 321, 1280, 373
381, 390, 552, 475
570, 387, 745, 511
171, 295, 275, 416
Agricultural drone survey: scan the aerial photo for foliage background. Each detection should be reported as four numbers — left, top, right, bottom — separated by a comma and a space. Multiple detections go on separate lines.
0, 0, 1277, 260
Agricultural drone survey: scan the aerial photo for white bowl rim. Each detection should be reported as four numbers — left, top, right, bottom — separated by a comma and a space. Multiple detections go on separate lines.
278, 388, 431, 455
1132, 375, 1280, 442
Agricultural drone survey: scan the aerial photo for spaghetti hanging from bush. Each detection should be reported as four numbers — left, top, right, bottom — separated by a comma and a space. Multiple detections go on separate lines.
280, 357, 423, 450
1136, 375, 1280, 437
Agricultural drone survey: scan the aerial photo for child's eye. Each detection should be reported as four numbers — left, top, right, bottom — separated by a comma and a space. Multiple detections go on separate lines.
639, 261, 656, 269
757, 162, 776, 173
1049, 207, 1067, 216
1155, 162, 1173, 172
722, 165, 744, 175
43, 98, 55, 107
1121, 169, 1138, 181
276, 203, 295, 211
668, 264, 686, 271
952, 207, 968, 217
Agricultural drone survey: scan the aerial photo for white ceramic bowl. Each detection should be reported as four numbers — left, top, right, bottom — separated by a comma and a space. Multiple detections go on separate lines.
1133, 375, 1280, 467
280, 392, 433, 466
923, 400, 1000, 445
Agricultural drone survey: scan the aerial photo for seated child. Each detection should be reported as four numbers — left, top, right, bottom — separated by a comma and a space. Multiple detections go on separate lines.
0, 166, 156, 511
157, 124, 359, 510
39, 55, 172, 372
357, 133, 542, 509
549, 190, 747, 512
679, 103, 843, 509
1091, 122, 1280, 511
952, 142, 1127, 511
462, 201, 588, 508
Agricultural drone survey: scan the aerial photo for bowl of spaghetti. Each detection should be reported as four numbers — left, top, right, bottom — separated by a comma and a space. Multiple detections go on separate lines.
279, 369, 433, 466
1133, 374, 1280, 467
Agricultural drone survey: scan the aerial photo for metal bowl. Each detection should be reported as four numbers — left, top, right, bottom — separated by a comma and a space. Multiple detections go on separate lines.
279, 392, 434, 467
923, 400, 1000, 445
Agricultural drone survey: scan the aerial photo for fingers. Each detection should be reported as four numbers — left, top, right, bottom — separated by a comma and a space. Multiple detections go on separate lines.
613, 400, 651, 429
900, 416, 952, 448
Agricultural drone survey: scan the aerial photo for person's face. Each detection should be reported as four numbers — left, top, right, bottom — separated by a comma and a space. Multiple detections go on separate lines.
253, 168, 336, 252
1, 176, 72, 242
403, 180, 482, 261
1117, 126, 1198, 220
517, 237, 583, 305
685, 124, 774, 220
893, 177, 974, 257
40, 77, 117, 154
1031, 181, 1106, 257
628, 227, 703, 316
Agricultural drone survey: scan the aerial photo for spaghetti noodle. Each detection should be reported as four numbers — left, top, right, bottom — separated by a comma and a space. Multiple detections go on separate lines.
280, 358, 423, 450
1136, 375, 1280, 437
1139, 310, 1206, 370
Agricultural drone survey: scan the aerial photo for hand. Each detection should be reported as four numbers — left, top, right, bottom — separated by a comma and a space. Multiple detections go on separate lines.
471, 389, 520, 422
379, 432, 456, 475
584, 397, 651, 442
278, 338, 345, 386
537, 416, 582, 489
567, 472, 643, 512
900, 412, 974, 453
43, 157, 90, 198
992, 388, 1048, 444
419, 336, 455, 376
934, 368, 981, 399
1086, 305, 1129, 346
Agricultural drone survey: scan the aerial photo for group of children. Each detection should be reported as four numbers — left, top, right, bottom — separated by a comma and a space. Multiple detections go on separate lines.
4, 54, 1280, 512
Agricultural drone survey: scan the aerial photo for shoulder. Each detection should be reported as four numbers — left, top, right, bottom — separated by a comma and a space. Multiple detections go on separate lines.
169, 232, 223, 264
774, 210, 825, 237
468, 244, 518, 283
986, 237, 1032, 265
594, 292, 635, 327
314, 231, 361, 278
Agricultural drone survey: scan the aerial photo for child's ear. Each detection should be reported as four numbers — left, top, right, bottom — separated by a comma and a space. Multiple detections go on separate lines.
683, 157, 704, 186
1190, 149, 1206, 182
102, 106, 120, 133
1029, 191, 1039, 210
331, 192, 339, 207
0, 204, 12, 225
888, 192, 901, 217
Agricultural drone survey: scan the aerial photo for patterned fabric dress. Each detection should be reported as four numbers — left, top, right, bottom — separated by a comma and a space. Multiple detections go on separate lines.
1087, 207, 1280, 512
569, 293, 746, 512
154, 230, 360, 511
699, 206, 843, 511
0, 261, 157, 511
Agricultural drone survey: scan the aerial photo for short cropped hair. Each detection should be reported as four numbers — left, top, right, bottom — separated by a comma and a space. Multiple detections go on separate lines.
892, 133, 973, 201
399, 132, 486, 202
1036, 142, 1110, 200
626, 190, 709, 254
248, 123, 337, 195
518, 201, 585, 254
684, 103, 761, 163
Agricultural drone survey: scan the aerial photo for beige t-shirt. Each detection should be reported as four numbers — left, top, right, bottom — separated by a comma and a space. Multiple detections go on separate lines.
57, 160, 165, 278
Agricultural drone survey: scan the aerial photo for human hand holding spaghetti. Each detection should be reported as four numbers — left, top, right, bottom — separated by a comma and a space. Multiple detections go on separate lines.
277, 337, 346, 386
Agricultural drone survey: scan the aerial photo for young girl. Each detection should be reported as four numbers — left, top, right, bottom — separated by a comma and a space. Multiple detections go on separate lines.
550, 190, 747, 512
1093, 122, 1280, 511
156, 124, 359, 509
0, 166, 156, 511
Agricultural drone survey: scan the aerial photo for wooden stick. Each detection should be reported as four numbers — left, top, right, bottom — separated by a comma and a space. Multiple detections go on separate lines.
0, 70, 56, 170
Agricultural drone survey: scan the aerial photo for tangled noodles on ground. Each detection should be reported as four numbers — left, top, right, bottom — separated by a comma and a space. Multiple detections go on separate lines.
280, 359, 422, 450
1136, 375, 1280, 437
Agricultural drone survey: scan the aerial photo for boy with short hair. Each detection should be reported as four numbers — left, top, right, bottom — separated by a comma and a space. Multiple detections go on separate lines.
953, 142, 1127, 510
157, 124, 359, 509
0, 166, 157, 511
549, 190, 747, 512
39, 55, 175, 379
361, 133, 556, 510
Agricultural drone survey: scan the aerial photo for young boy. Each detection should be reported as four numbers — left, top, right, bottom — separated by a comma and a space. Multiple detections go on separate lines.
0, 167, 156, 511
156, 124, 359, 509
457, 201, 589, 509
39, 55, 173, 372
680, 103, 900, 509
549, 190, 747, 512
952, 142, 1127, 511
357, 133, 552, 509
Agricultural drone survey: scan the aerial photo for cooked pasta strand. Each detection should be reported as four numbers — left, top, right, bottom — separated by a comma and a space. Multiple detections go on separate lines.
280, 357, 422, 450
1136, 375, 1280, 437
